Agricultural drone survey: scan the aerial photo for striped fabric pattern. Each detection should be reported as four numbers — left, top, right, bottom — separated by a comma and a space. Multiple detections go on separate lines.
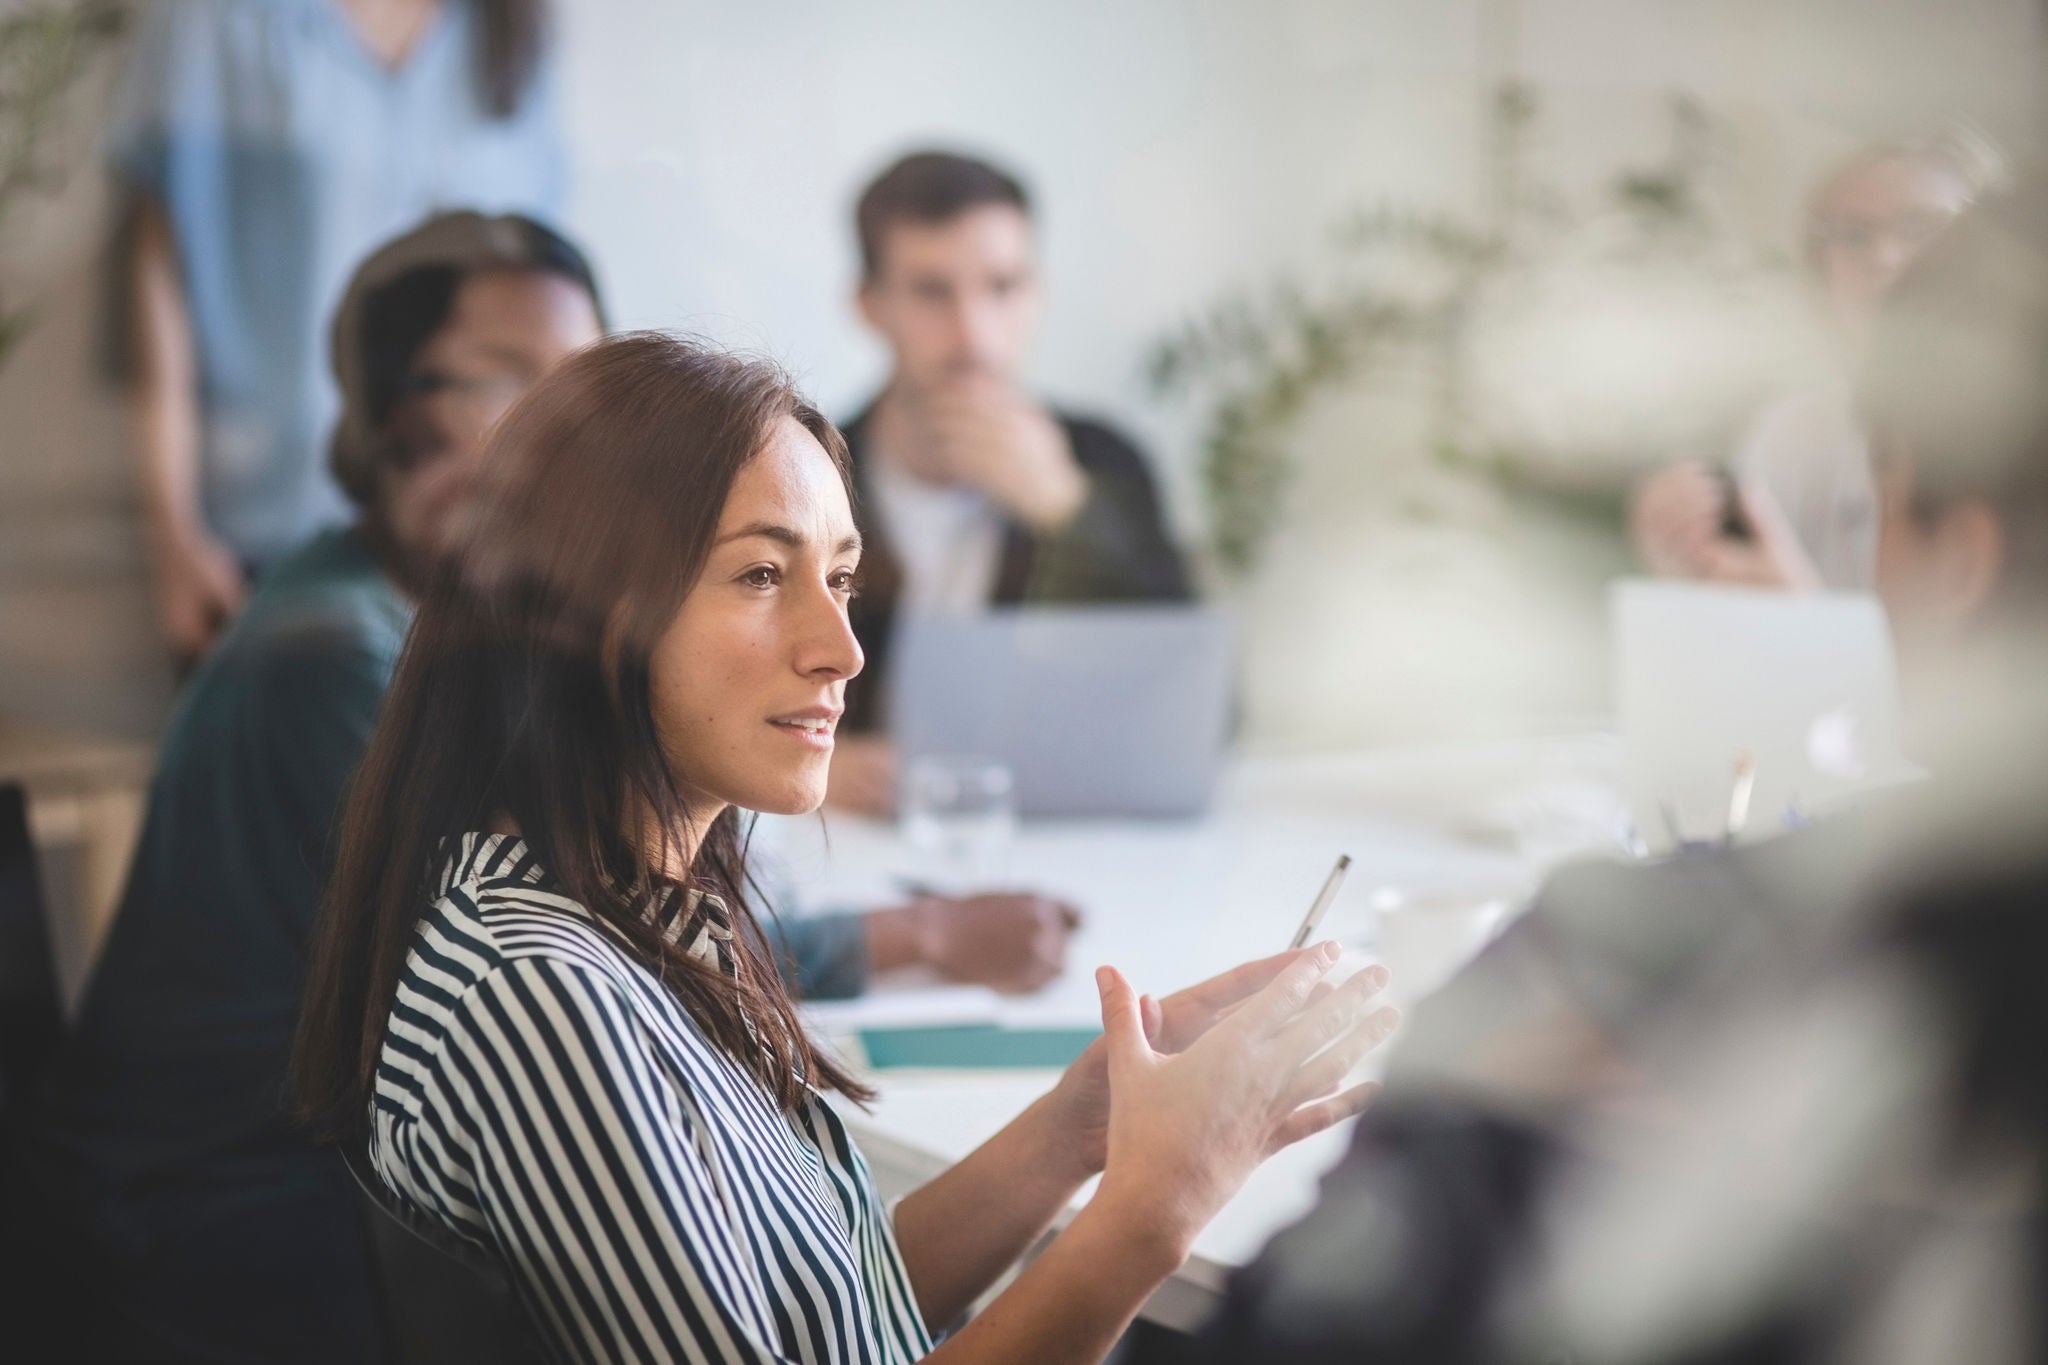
368, 833, 934, 1364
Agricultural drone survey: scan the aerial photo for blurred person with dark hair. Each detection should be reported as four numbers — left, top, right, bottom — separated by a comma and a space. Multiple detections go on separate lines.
828, 150, 1192, 814
1628, 131, 1998, 593
1168, 187, 2048, 1363
21, 210, 603, 1363
114, 0, 563, 668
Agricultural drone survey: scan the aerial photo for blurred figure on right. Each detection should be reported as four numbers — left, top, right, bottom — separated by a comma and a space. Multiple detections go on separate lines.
1628, 131, 1999, 592
1175, 184, 2048, 1364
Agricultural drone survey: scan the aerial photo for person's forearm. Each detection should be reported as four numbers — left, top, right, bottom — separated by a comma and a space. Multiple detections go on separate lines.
920, 1189, 1184, 1365
893, 1090, 1094, 1327
130, 198, 203, 540
862, 902, 929, 975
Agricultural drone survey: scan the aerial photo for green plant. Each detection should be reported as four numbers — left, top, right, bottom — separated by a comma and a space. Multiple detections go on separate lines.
0, 0, 124, 365
1148, 85, 1743, 575
1146, 219, 1495, 571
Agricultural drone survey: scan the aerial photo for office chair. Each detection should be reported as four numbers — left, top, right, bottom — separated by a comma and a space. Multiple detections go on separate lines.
0, 782, 61, 1154
0, 780, 79, 1353
341, 1140, 551, 1365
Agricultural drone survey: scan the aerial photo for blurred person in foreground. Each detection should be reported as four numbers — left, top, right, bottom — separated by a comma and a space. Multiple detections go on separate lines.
115, 0, 564, 668
1628, 131, 1997, 593
1171, 187, 2048, 1363
25, 212, 1072, 1363
827, 150, 1192, 813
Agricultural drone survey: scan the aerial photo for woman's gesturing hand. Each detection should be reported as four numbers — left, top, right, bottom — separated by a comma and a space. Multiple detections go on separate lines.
1043, 947, 1350, 1178
1087, 944, 1399, 1263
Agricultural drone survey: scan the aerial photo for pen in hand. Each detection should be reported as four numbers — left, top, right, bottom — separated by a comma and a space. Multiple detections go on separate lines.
1288, 854, 1353, 950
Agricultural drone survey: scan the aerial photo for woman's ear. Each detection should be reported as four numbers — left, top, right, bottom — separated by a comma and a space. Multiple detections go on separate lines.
1928, 500, 2007, 626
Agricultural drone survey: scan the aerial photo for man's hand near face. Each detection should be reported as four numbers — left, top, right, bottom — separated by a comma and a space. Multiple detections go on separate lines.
902, 376, 1089, 531
1628, 461, 1821, 592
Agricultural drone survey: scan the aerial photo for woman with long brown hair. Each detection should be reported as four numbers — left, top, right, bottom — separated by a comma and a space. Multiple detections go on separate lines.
292, 331, 1400, 1363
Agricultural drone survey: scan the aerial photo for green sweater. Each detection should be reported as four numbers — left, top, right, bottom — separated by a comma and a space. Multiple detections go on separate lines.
48, 528, 864, 1198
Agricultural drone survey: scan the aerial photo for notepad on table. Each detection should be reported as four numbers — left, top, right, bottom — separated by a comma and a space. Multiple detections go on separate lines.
855, 1025, 1100, 1070
802, 985, 1100, 1070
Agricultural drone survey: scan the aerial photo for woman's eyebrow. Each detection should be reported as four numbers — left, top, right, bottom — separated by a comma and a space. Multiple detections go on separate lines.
716, 522, 864, 555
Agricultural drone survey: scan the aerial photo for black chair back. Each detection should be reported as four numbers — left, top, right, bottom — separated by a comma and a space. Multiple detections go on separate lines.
0, 780, 81, 1353
0, 782, 61, 1142
341, 1141, 551, 1365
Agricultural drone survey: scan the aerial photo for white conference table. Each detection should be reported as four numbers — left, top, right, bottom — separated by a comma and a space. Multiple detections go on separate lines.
766, 734, 1627, 1332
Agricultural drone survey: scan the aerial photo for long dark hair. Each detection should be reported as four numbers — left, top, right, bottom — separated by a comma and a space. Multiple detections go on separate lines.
293, 332, 871, 1140
475, 0, 550, 119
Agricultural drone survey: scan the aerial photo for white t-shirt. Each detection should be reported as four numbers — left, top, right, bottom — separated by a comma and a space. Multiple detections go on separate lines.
868, 463, 1006, 614
1736, 383, 1880, 592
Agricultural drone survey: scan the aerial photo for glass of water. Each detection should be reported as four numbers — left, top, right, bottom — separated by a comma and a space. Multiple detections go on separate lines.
901, 755, 1017, 893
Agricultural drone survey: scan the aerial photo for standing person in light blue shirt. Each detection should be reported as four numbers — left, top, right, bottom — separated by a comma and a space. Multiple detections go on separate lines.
114, 0, 563, 666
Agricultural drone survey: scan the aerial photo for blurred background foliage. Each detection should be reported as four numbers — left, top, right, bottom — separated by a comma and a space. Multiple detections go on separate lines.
0, 0, 124, 368
1148, 85, 1795, 575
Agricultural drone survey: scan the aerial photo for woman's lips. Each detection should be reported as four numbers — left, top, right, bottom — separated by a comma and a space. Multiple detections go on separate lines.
768, 716, 836, 750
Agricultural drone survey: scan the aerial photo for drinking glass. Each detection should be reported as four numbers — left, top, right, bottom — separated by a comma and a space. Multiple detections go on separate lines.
901, 755, 1017, 893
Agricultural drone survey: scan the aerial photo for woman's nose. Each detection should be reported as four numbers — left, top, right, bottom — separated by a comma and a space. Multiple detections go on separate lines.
796, 584, 864, 681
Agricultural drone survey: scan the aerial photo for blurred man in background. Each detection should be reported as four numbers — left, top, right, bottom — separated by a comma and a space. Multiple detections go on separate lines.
1183, 187, 2048, 1363
1628, 132, 1997, 593
829, 150, 1192, 813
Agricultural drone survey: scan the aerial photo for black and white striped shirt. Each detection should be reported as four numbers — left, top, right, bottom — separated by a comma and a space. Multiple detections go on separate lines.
369, 833, 934, 1364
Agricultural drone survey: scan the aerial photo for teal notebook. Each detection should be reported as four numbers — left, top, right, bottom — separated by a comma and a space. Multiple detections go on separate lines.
858, 1025, 1100, 1070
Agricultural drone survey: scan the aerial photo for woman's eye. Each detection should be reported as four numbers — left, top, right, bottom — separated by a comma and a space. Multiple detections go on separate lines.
830, 570, 860, 597
742, 566, 780, 589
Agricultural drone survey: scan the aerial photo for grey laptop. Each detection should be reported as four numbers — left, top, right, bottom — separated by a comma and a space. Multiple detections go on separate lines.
1614, 579, 1917, 850
889, 606, 1235, 818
